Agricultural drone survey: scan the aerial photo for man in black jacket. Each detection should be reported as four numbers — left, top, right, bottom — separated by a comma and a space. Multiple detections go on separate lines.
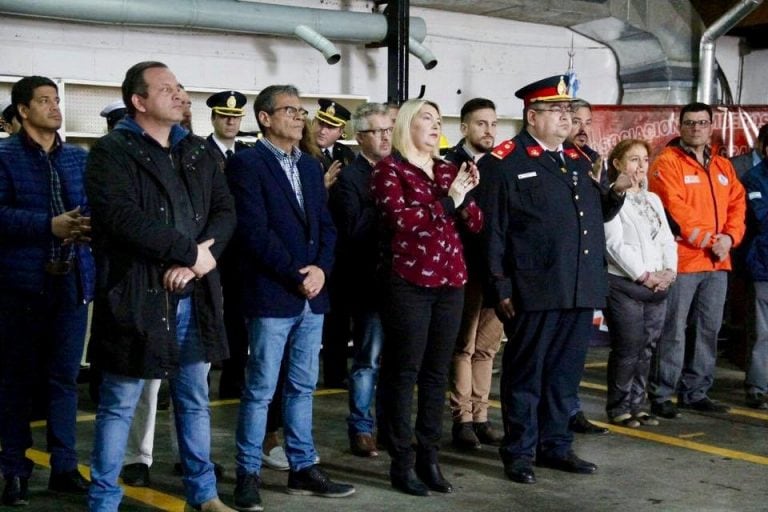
484, 76, 627, 485
86, 61, 236, 512
328, 102, 392, 458
444, 98, 506, 450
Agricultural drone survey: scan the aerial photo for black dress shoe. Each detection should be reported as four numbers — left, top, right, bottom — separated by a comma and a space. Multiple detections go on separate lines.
2, 476, 29, 506
48, 469, 90, 494
451, 421, 481, 450
503, 458, 536, 484
415, 462, 453, 493
287, 465, 355, 497
679, 397, 730, 413
121, 462, 150, 487
651, 400, 680, 419
537, 451, 597, 474
390, 468, 430, 496
568, 411, 609, 434
474, 421, 504, 446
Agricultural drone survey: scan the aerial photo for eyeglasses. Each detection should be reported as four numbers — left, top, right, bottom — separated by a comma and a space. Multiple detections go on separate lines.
358, 127, 393, 137
681, 119, 712, 127
533, 106, 574, 115
271, 106, 309, 119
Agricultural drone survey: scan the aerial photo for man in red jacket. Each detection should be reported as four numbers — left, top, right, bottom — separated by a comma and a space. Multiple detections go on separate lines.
648, 102, 746, 420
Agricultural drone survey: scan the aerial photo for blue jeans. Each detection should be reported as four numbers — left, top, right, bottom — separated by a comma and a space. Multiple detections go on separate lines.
346, 311, 384, 435
649, 271, 728, 404
89, 297, 217, 511
236, 302, 323, 475
747, 281, 768, 396
0, 272, 87, 478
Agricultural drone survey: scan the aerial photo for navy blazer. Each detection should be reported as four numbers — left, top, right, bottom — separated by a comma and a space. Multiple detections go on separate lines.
226, 140, 336, 317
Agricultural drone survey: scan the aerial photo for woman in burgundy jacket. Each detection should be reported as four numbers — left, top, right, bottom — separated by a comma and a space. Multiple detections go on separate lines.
371, 99, 481, 497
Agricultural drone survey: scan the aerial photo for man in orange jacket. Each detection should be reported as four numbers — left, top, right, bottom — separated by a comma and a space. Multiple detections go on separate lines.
647, 102, 746, 419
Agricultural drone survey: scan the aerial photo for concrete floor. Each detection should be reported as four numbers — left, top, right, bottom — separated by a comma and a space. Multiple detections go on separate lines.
12, 345, 768, 512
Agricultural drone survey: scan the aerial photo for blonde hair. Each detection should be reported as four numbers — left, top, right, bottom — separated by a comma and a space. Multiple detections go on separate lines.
391, 98, 442, 160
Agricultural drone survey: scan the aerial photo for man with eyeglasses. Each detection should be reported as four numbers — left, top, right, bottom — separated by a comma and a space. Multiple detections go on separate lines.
647, 102, 746, 419
482, 75, 628, 485
227, 85, 354, 511
327, 102, 392, 458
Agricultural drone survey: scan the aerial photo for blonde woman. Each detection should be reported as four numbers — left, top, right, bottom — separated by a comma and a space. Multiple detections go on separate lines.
371, 99, 481, 496
603, 139, 677, 427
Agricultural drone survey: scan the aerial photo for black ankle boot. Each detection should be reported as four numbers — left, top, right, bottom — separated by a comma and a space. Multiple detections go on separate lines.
390, 468, 429, 496
415, 462, 453, 493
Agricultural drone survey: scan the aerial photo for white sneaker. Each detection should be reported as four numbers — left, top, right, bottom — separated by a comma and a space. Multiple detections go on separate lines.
262, 446, 290, 471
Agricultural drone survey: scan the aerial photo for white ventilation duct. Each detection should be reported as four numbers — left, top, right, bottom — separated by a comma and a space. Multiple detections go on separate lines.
0, 0, 437, 68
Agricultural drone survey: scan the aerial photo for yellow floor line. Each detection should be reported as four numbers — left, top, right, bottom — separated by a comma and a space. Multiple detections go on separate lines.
594, 420, 768, 465
25, 449, 186, 511
583, 362, 608, 369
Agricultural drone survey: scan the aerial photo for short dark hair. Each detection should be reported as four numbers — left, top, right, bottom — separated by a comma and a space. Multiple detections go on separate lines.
122, 61, 168, 116
758, 123, 768, 156
679, 102, 712, 125
253, 84, 299, 133
460, 98, 495, 123
11, 76, 58, 122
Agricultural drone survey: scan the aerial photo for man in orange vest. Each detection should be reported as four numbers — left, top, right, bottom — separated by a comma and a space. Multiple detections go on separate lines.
647, 102, 746, 419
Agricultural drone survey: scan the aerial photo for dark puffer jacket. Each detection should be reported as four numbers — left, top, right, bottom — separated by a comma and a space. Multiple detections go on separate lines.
85, 117, 235, 379
0, 130, 95, 302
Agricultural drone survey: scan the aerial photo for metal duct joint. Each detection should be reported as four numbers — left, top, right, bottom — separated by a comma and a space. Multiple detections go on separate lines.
409, 37, 437, 70
295, 25, 340, 65
697, 0, 763, 104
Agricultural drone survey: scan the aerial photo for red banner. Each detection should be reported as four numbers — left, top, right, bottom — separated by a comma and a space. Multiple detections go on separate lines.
591, 105, 768, 160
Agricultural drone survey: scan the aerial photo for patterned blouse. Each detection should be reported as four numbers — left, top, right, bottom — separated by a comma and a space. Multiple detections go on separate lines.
371, 154, 483, 288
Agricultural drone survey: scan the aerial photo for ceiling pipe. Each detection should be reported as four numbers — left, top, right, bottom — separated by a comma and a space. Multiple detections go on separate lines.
294, 25, 340, 65
0, 0, 431, 62
408, 36, 437, 70
697, 0, 763, 104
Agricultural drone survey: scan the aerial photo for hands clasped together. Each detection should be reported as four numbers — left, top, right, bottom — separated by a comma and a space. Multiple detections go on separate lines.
51, 206, 91, 245
163, 238, 217, 293
640, 269, 676, 293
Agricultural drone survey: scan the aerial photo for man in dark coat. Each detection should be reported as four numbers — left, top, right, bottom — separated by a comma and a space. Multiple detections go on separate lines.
483, 75, 628, 485
313, 98, 356, 387
444, 97, 506, 451
0, 75, 94, 506
328, 102, 392, 458
85, 61, 235, 512
204, 89, 251, 400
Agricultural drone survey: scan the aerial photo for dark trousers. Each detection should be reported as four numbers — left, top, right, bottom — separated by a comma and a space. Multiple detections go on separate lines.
499, 308, 592, 462
0, 272, 88, 478
379, 275, 464, 472
604, 275, 667, 418
219, 250, 248, 400
321, 277, 351, 387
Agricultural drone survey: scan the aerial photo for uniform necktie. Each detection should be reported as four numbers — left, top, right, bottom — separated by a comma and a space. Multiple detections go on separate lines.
546, 150, 567, 173
225, 149, 234, 160
324, 148, 332, 161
